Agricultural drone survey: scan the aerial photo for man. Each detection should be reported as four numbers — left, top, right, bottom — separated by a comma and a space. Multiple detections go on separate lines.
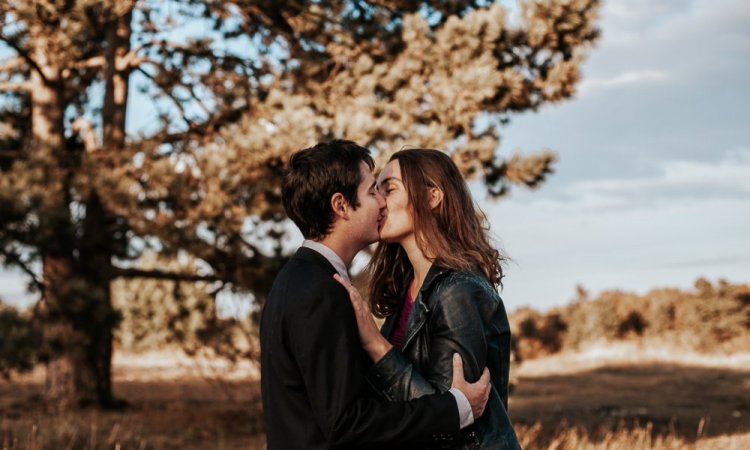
260, 140, 491, 449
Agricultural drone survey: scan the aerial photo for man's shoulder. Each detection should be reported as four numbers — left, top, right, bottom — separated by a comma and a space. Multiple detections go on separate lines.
268, 255, 348, 313
275, 255, 338, 291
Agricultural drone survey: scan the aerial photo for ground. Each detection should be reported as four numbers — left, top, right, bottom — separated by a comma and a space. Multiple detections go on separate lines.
1, 344, 749, 449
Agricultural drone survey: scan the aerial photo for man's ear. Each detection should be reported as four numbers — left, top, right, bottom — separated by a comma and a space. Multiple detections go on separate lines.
330, 192, 349, 220
428, 187, 444, 210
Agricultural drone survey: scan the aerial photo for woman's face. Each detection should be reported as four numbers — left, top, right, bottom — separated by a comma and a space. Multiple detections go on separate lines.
376, 159, 414, 244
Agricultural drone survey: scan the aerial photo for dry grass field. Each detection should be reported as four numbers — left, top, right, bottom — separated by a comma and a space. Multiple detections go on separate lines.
1, 343, 748, 450
511, 343, 750, 449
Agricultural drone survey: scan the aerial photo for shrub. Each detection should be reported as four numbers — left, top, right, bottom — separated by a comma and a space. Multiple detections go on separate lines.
509, 278, 750, 359
0, 303, 42, 378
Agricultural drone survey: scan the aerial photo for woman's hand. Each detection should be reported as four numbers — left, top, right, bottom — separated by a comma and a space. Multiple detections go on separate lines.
333, 274, 393, 363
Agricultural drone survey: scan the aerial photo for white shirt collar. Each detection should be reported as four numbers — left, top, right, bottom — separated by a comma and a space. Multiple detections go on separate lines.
301, 240, 350, 283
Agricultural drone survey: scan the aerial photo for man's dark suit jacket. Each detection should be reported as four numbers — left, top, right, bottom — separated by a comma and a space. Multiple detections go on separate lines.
260, 247, 460, 449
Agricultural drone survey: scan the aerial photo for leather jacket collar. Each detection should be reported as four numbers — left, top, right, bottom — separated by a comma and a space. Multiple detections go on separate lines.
381, 263, 452, 351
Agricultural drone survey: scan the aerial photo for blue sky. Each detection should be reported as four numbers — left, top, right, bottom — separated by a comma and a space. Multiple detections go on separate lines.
482, 0, 750, 310
1, 0, 749, 312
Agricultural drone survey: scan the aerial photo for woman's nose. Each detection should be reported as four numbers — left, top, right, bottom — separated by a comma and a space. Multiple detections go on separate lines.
376, 192, 386, 208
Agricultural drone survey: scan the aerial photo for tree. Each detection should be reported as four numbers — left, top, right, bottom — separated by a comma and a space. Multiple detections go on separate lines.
0, 0, 600, 409
112, 252, 257, 360
0, 301, 41, 379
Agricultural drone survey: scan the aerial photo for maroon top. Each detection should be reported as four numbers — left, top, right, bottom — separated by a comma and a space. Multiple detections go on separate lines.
389, 288, 415, 349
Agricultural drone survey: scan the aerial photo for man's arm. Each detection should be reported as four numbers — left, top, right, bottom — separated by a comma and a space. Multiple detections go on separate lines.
331, 272, 490, 424
289, 280, 460, 446
366, 279, 489, 403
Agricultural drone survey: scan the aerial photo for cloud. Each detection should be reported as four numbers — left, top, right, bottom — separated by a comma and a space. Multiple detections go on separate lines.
519, 149, 750, 212
483, 182, 750, 310
577, 0, 750, 94
660, 254, 750, 269
480, 0, 750, 310
579, 69, 669, 94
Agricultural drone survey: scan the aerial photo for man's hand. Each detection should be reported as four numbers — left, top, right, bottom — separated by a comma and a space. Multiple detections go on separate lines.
450, 353, 491, 419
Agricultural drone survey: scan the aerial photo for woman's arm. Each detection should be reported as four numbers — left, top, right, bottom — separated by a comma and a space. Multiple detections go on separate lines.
368, 277, 489, 401
334, 273, 490, 402
332, 274, 394, 363
333, 274, 491, 412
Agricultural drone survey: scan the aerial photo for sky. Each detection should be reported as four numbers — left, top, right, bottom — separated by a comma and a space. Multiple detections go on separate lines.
482, 0, 750, 310
1, 0, 749, 312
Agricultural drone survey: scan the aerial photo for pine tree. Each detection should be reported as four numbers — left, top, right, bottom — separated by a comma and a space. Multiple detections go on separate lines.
0, 0, 600, 409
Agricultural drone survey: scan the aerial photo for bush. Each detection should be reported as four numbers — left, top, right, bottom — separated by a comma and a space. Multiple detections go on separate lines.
617, 311, 648, 338
509, 278, 750, 360
0, 303, 42, 378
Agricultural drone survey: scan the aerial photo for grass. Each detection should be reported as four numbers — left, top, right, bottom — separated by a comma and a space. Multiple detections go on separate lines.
516, 422, 750, 450
2, 344, 748, 449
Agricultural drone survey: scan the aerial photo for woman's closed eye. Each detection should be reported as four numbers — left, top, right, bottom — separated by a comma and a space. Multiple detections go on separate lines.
378, 184, 395, 196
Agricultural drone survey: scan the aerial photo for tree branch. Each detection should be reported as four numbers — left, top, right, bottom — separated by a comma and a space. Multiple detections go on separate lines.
0, 248, 45, 293
60, 55, 106, 78
0, 32, 48, 85
71, 118, 99, 152
0, 81, 32, 92
135, 66, 195, 131
114, 267, 219, 283
0, 56, 25, 72
0, 149, 23, 160
149, 106, 246, 145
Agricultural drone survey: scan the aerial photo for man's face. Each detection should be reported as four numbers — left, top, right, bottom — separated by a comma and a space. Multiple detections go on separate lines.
346, 161, 386, 249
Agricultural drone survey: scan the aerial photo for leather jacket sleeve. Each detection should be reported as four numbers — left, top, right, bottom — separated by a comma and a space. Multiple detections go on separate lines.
366, 275, 489, 401
286, 277, 461, 447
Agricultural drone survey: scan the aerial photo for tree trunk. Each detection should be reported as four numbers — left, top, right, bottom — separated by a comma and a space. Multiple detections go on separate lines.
78, 192, 119, 408
44, 8, 135, 410
29, 34, 118, 409
102, 10, 132, 147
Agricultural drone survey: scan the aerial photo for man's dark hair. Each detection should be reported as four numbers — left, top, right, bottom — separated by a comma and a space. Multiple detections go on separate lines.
282, 140, 374, 239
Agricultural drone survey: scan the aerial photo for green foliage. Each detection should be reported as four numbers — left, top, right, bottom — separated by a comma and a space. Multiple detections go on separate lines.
0, 302, 41, 378
113, 253, 256, 361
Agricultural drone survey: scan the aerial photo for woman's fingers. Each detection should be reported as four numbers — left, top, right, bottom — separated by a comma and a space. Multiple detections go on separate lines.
333, 274, 366, 305
333, 274, 372, 319
333, 274, 357, 304
333, 273, 352, 291
332, 274, 383, 352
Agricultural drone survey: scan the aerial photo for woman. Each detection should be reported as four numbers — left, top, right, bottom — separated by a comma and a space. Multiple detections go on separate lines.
335, 149, 521, 449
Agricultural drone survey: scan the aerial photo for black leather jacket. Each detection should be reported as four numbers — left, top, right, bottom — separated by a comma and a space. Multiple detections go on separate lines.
366, 265, 521, 449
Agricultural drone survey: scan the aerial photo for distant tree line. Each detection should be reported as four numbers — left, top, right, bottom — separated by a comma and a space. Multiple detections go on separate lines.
510, 277, 750, 362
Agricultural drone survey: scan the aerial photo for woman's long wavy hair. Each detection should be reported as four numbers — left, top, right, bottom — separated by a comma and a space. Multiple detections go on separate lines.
367, 149, 506, 318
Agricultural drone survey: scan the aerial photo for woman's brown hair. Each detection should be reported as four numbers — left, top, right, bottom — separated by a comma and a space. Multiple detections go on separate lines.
367, 149, 506, 318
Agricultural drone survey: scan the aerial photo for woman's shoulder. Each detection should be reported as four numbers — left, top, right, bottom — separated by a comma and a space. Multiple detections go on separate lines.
428, 269, 501, 308
439, 269, 494, 289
